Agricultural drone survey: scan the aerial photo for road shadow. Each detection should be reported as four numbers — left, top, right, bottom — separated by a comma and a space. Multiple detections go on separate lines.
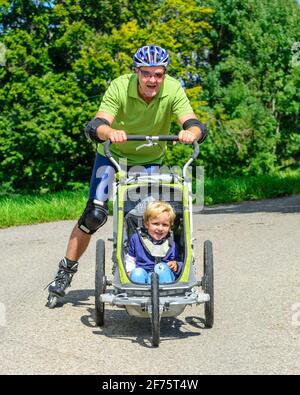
193, 194, 300, 215
58, 289, 205, 348
45, 289, 94, 308
86, 308, 204, 348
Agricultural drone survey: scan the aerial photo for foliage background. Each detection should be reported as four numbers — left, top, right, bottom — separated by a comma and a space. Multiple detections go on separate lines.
0, 0, 299, 193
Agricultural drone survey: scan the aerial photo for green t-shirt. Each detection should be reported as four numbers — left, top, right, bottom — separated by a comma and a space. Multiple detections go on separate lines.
97, 73, 193, 165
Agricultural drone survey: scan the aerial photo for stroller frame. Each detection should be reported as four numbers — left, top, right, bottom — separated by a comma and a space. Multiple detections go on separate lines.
95, 136, 213, 346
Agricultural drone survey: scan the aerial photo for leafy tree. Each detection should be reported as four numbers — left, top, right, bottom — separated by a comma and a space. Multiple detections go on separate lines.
0, 0, 299, 193
200, 0, 300, 176
0, 0, 212, 192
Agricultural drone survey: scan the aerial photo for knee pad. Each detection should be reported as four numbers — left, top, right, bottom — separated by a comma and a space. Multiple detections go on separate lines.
78, 199, 108, 234
154, 263, 175, 284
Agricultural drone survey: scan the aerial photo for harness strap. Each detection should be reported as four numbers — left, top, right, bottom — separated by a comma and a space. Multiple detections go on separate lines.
137, 228, 173, 259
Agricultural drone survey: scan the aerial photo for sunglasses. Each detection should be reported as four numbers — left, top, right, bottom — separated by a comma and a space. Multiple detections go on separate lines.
138, 69, 165, 80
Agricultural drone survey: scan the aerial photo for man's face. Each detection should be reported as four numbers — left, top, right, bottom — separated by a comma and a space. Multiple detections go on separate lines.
136, 66, 165, 101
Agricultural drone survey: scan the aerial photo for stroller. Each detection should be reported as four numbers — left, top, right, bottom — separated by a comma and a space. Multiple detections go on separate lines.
95, 136, 214, 347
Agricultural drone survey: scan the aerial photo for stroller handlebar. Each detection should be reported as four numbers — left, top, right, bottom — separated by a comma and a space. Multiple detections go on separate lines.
103, 135, 199, 162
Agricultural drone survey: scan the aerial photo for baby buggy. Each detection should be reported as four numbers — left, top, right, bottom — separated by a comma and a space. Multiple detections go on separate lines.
95, 136, 214, 347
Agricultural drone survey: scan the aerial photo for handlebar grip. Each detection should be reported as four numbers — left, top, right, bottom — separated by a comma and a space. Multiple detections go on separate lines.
153, 135, 179, 142
126, 136, 148, 141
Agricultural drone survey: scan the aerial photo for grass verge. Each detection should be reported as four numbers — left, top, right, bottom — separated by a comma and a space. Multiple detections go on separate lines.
202, 170, 300, 205
1, 170, 300, 228
0, 189, 89, 228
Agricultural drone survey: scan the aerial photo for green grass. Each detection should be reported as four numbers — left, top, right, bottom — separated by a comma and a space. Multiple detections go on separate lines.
0, 189, 89, 228
1, 169, 300, 228
202, 170, 300, 205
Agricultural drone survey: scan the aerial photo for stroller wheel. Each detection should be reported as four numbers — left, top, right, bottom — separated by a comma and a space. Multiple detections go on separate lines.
203, 240, 214, 328
151, 272, 160, 347
95, 239, 106, 327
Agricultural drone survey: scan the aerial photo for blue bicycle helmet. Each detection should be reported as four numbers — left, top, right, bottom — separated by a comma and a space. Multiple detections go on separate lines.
133, 45, 170, 68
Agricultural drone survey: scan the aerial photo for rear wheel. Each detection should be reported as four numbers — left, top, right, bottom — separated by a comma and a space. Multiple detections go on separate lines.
95, 239, 106, 326
151, 272, 160, 347
203, 240, 214, 328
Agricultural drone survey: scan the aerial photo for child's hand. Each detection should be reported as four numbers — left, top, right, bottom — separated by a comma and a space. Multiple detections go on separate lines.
167, 261, 178, 272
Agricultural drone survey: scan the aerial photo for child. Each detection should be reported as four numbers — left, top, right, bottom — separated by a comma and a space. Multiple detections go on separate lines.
125, 201, 183, 284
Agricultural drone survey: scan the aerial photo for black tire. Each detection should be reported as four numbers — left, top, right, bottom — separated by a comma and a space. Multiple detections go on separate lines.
151, 272, 160, 347
203, 240, 214, 328
95, 239, 106, 326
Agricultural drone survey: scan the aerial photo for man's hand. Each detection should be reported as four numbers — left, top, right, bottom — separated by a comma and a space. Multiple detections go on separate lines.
178, 129, 197, 144
94, 111, 127, 143
167, 260, 178, 272
178, 113, 202, 143
97, 125, 127, 143
106, 129, 127, 143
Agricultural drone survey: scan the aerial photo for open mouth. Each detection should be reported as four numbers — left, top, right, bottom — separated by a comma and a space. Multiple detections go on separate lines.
146, 86, 157, 95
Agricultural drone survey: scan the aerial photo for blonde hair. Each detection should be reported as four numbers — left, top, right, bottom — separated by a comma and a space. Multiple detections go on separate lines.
144, 201, 176, 226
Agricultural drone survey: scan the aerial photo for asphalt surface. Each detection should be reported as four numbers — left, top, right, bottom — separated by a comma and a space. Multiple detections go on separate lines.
0, 195, 299, 375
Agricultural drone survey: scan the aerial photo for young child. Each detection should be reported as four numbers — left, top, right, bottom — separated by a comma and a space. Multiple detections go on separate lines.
125, 201, 183, 284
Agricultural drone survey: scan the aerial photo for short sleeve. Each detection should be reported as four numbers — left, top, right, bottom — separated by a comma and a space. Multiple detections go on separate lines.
98, 79, 121, 117
171, 85, 194, 118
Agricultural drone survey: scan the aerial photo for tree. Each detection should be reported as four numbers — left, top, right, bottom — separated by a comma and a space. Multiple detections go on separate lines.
200, 0, 300, 176
1, 0, 299, 192
0, 0, 213, 192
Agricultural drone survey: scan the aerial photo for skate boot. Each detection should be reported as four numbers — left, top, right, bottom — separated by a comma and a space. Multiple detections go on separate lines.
47, 257, 78, 308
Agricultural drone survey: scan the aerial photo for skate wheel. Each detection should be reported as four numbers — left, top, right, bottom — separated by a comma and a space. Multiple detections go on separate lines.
47, 295, 58, 309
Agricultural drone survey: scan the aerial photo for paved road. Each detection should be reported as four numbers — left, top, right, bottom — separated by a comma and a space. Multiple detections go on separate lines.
0, 195, 299, 375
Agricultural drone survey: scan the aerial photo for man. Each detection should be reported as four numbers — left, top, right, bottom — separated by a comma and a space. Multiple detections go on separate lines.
47, 44, 207, 304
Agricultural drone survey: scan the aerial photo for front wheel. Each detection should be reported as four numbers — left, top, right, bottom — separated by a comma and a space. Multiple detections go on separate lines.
151, 272, 160, 347
95, 239, 106, 326
203, 240, 214, 328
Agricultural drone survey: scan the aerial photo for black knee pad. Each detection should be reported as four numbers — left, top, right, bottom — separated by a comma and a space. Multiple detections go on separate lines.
78, 199, 108, 234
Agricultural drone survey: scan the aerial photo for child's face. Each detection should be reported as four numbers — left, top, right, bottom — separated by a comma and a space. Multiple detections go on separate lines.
144, 212, 171, 241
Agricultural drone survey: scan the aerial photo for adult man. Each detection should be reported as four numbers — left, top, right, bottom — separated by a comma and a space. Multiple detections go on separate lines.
47, 44, 207, 303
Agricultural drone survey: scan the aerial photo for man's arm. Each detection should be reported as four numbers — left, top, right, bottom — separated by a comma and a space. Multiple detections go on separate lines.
178, 113, 207, 144
95, 111, 127, 143
86, 76, 127, 143
85, 111, 127, 143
